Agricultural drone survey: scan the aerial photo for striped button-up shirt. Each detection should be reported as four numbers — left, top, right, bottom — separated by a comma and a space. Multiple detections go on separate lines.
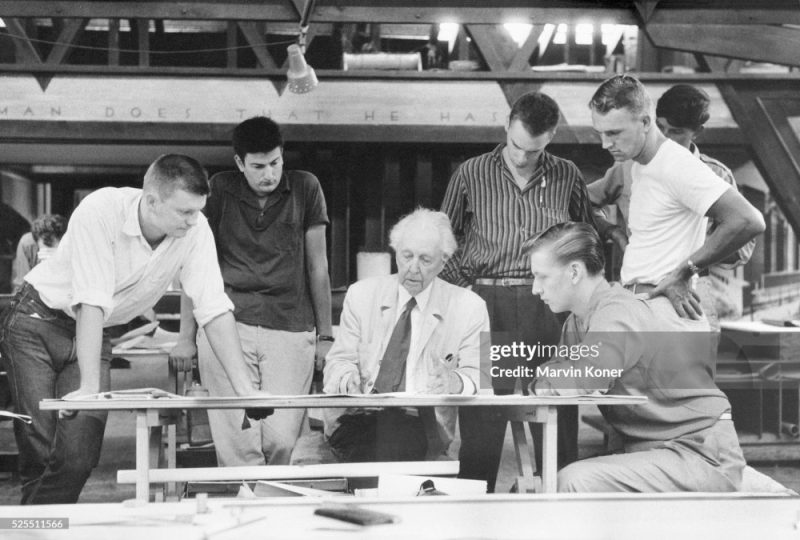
440, 144, 596, 286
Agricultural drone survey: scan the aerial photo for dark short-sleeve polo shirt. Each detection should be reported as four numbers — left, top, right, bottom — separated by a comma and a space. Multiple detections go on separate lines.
205, 169, 329, 331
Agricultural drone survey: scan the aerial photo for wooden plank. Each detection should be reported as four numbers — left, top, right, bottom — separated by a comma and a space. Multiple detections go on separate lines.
0, 1, 298, 21
118, 460, 460, 484
2, 61, 800, 82
4, 17, 43, 64
135, 412, 150, 502
136, 19, 149, 67
508, 25, 544, 72
237, 21, 277, 69
648, 8, 800, 26
0, 121, 744, 146
40, 394, 648, 411
45, 18, 87, 65
286, 0, 307, 20
633, 0, 661, 24
328, 156, 350, 288
455, 25, 470, 62
718, 82, 800, 235
646, 24, 800, 67
108, 18, 120, 66
540, 406, 558, 493
311, 5, 638, 25
465, 24, 516, 72
3, 1, 800, 26
226, 21, 238, 68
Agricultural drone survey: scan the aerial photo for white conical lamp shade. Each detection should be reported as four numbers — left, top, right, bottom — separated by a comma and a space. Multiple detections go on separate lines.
286, 44, 318, 94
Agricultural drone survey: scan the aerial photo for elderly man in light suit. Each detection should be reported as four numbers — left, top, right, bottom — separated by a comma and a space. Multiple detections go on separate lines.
323, 208, 490, 462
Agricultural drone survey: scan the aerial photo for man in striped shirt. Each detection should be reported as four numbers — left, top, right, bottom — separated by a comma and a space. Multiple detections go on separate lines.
440, 91, 596, 492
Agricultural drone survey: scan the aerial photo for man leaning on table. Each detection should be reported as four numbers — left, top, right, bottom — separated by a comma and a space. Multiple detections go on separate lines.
323, 208, 490, 462
526, 221, 745, 492
0, 154, 268, 505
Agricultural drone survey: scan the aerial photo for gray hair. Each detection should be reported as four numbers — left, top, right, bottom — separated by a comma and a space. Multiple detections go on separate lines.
389, 208, 457, 258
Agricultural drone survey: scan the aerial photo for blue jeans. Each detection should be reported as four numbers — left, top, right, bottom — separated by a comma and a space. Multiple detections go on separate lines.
0, 283, 111, 504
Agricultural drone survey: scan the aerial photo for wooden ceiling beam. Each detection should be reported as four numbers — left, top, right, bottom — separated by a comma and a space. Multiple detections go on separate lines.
508, 25, 544, 72
465, 25, 517, 72
2, 1, 800, 25
311, 6, 636, 25
647, 9, 800, 26
646, 24, 800, 67
0, 1, 636, 24
237, 21, 278, 69
4, 17, 44, 64
45, 17, 87, 65
0, 1, 297, 21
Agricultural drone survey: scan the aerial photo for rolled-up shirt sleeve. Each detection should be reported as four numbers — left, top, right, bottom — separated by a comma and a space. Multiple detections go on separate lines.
179, 219, 234, 327
67, 201, 116, 320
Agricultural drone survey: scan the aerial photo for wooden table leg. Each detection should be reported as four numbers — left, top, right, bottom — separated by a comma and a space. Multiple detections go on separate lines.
540, 406, 558, 493
509, 420, 538, 492
164, 420, 178, 500
135, 411, 150, 502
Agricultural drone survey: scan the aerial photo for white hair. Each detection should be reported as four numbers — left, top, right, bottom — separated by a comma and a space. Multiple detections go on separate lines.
389, 207, 457, 258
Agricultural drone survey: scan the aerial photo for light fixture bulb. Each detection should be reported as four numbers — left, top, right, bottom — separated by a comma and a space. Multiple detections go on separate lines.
286, 44, 318, 94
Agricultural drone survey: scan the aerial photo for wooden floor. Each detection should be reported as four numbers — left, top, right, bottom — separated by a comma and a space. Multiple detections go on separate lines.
1, 355, 799, 504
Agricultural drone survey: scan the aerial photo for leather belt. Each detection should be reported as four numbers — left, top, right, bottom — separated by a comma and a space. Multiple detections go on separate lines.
623, 282, 657, 294
474, 278, 534, 287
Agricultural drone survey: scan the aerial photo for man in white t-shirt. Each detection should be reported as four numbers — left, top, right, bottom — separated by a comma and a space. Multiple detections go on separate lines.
588, 75, 764, 319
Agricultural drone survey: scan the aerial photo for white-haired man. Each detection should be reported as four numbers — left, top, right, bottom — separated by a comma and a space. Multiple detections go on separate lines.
323, 208, 490, 461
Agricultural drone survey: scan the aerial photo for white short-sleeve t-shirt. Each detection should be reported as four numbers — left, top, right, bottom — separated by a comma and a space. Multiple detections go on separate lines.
622, 139, 730, 285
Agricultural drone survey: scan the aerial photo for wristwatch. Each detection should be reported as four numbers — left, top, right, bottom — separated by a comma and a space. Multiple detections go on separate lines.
686, 259, 702, 276
317, 335, 335, 343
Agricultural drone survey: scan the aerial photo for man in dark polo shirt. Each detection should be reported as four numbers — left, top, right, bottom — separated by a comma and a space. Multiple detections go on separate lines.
440, 91, 596, 492
173, 116, 333, 466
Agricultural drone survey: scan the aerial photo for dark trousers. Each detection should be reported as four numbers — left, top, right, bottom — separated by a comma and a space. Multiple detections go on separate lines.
457, 284, 578, 493
328, 409, 427, 463
0, 283, 110, 504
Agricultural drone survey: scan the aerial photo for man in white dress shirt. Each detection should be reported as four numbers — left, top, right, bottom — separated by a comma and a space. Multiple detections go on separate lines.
323, 208, 490, 461
0, 154, 266, 504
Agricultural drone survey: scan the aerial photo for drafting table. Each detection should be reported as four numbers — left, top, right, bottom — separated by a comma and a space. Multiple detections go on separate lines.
0, 493, 795, 540
40, 393, 646, 501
